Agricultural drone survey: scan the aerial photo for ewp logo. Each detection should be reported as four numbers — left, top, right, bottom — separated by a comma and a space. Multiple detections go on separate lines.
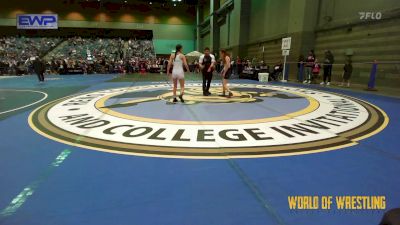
17, 14, 58, 29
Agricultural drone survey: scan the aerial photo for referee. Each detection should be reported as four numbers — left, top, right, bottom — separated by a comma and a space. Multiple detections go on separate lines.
199, 47, 216, 96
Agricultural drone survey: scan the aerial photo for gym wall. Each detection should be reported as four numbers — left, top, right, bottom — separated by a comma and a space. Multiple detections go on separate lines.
219, 0, 241, 51
200, 0, 400, 85
314, 0, 400, 87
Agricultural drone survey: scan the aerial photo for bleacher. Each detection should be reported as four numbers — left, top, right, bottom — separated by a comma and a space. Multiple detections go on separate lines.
0, 36, 63, 75
0, 36, 156, 75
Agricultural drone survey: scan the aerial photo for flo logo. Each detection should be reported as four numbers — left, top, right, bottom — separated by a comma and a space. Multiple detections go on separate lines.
29, 84, 388, 159
359, 12, 382, 20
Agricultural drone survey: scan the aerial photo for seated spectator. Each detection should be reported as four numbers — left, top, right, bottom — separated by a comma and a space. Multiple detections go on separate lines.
270, 61, 283, 81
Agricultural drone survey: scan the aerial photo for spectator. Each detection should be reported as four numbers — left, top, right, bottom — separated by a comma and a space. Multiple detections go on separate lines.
236, 56, 242, 75
303, 50, 315, 84
340, 59, 353, 87
270, 61, 283, 81
312, 59, 321, 83
297, 54, 305, 82
321, 50, 334, 86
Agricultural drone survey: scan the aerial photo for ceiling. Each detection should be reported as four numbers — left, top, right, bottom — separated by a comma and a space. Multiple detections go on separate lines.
77, 0, 199, 5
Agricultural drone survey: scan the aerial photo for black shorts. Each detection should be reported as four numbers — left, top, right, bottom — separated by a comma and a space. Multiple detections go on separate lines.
223, 68, 232, 79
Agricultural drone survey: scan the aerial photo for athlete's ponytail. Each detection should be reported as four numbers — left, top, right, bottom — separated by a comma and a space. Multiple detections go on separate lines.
175, 44, 182, 60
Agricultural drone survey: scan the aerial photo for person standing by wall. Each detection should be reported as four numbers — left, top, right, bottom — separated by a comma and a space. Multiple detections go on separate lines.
199, 47, 216, 96
340, 59, 353, 87
297, 54, 305, 82
321, 50, 334, 86
303, 50, 315, 84
236, 56, 242, 75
